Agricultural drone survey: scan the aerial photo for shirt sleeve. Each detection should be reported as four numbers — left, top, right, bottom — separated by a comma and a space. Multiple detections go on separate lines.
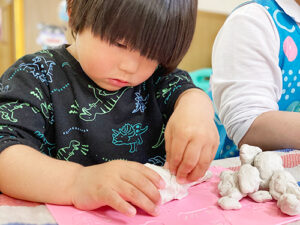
154, 68, 198, 119
210, 3, 282, 145
0, 54, 55, 154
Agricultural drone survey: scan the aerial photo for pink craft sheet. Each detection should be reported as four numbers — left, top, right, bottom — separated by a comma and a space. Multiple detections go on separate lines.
47, 166, 300, 225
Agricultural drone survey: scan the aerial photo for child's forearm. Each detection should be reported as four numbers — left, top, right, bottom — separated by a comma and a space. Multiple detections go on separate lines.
166, 88, 218, 181
0, 144, 83, 204
174, 88, 214, 119
239, 111, 300, 150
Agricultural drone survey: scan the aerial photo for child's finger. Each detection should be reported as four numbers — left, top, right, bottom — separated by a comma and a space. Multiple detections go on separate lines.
163, 161, 169, 170
168, 134, 188, 175
134, 163, 166, 190
176, 142, 200, 183
164, 126, 172, 169
103, 190, 137, 217
187, 147, 213, 182
119, 182, 160, 217
187, 161, 209, 182
123, 169, 162, 205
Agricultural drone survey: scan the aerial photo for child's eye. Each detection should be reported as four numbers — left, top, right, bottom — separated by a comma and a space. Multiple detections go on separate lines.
115, 42, 127, 49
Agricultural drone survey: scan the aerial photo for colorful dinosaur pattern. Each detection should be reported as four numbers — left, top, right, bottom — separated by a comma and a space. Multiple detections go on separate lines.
112, 123, 148, 153
56, 140, 89, 161
69, 85, 130, 121
148, 156, 166, 166
30, 88, 55, 124
156, 74, 191, 104
0, 101, 30, 123
0, 125, 16, 139
34, 130, 56, 156
0, 83, 9, 93
9, 56, 56, 84
152, 124, 165, 149
132, 91, 149, 113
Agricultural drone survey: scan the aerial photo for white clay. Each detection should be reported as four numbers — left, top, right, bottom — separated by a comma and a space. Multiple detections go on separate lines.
248, 190, 273, 203
217, 170, 246, 209
144, 163, 212, 204
218, 170, 236, 197
218, 170, 245, 200
239, 144, 262, 165
218, 144, 300, 216
218, 196, 242, 210
269, 170, 300, 201
238, 164, 261, 194
253, 151, 284, 189
277, 194, 300, 216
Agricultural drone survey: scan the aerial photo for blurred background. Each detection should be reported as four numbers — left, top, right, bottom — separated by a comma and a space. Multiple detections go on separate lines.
0, 0, 245, 91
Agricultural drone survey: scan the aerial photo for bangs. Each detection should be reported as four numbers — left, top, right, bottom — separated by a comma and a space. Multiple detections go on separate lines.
68, 0, 197, 72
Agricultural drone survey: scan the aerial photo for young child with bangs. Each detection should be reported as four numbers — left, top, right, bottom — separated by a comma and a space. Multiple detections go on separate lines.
0, 0, 218, 216
0, 0, 219, 217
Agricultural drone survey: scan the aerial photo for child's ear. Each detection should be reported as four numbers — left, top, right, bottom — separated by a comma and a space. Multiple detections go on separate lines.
67, 9, 71, 17
66, 0, 72, 17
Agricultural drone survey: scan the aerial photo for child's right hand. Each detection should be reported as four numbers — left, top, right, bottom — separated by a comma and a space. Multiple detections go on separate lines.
70, 160, 165, 217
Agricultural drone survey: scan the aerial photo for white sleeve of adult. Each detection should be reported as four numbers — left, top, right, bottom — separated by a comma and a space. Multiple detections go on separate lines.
210, 3, 282, 146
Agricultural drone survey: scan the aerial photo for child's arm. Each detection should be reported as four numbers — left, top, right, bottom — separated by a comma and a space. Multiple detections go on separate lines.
0, 144, 81, 204
239, 111, 300, 150
165, 88, 219, 184
0, 144, 164, 217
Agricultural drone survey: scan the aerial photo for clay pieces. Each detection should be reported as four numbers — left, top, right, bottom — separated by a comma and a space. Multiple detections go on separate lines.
217, 144, 300, 216
145, 163, 212, 204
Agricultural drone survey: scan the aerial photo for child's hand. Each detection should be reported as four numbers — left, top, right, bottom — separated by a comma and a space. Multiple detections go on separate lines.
165, 89, 219, 184
70, 160, 165, 217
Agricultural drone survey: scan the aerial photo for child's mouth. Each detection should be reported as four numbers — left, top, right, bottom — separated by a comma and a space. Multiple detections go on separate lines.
109, 78, 129, 87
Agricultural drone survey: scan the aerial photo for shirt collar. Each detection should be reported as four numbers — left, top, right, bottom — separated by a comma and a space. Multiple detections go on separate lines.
275, 0, 300, 24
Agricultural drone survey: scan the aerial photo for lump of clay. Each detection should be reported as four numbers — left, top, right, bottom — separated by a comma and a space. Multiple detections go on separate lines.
144, 163, 212, 204
218, 170, 245, 200
277, 194, 300, 216
217, 170, 246, 210
240, 144, 262, 165
218, 196, 241, 210
238, 164, 261, 194
218, 170, 236, 197
269, 170, 300, 201
218, 144, 300, 216
248, 190, 272, 203
253, 152, 283, 189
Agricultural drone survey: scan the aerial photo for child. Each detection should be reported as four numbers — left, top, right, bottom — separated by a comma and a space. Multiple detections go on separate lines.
210, 0, 300, 159
0, 0, 219, 217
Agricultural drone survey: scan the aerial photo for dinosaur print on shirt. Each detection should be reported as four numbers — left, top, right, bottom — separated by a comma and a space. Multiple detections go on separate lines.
69, 85, 130, 121
0, 101, 30, 123
112, 123, 148, 153
10, 56, 56, 85
57, 140, 89, 161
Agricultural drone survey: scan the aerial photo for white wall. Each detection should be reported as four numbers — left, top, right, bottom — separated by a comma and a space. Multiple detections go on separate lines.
198, 0, 246, 14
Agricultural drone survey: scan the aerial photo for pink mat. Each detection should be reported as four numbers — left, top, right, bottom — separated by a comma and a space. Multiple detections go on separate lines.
47, 166, 300, 225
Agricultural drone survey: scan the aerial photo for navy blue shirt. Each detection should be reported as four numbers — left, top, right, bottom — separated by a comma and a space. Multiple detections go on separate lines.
0, 45, 196, 166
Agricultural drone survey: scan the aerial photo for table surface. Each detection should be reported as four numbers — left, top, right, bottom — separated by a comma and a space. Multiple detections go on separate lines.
0, 149, 299, 225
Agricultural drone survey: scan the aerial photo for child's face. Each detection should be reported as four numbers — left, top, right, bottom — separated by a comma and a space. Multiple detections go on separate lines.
68, 29, 159, 91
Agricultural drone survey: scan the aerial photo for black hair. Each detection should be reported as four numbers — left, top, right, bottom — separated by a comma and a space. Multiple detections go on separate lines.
67, 0, 198, 73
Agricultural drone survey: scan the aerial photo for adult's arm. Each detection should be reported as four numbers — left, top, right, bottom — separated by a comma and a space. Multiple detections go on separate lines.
239, 111, 300, 150
211, 3, 284, 149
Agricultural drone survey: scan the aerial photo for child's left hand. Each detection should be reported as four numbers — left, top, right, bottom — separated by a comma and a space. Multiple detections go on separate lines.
164, 89, 219, 184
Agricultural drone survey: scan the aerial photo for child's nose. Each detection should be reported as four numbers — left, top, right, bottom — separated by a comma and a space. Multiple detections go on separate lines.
119, 53, 140, 74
